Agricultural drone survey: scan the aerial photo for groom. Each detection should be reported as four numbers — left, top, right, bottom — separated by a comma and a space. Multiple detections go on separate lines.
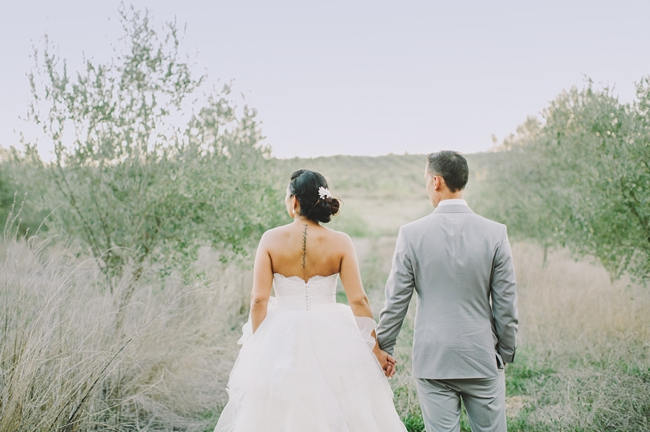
376, 151, 518, 432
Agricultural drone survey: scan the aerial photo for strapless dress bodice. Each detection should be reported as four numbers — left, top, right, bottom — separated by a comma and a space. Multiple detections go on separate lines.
273, 272, 338, 311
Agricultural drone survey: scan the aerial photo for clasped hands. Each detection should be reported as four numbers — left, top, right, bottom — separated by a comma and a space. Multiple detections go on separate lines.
373, 345, 397, 377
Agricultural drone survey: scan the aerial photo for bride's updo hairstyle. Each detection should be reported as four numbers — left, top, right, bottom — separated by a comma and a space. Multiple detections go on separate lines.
289, 169, 340, 223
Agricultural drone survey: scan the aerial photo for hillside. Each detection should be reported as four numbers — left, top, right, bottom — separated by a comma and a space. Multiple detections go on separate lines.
272, 151, 505, 236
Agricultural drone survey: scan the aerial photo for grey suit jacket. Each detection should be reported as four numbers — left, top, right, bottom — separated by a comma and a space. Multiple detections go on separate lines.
376, 201, 518, 379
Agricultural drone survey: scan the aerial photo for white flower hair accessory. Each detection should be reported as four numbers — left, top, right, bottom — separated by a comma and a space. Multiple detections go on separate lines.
318, 186, 332, 199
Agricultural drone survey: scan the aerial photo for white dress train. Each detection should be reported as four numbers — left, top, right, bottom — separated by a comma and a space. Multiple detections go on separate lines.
214, 273, 407, 432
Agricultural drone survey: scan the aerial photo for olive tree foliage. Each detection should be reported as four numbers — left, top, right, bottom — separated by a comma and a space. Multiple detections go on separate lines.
0, 169, 17, 236
0, 149, 20, 234
25, 4, 285, 300
487, 78, 649, 282
1, 144, 55, 238
477, 118, 565, 265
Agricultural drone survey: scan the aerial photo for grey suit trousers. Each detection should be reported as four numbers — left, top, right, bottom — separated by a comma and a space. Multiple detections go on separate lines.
416, 368, 506, 432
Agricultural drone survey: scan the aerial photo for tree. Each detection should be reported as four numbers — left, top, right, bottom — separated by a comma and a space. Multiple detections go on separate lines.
486, 78, 649, 282
25, 3, 285, 329
478, 117, 566, 265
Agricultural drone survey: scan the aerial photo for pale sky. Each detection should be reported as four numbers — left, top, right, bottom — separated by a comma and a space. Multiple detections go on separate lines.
2, 0, 649, 161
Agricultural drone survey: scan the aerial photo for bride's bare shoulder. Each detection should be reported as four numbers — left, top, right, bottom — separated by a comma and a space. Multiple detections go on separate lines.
322, 227, 354, 248
258, 223, 293, 243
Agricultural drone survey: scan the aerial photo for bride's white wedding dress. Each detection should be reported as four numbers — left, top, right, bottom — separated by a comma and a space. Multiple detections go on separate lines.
214, 272, 407, 432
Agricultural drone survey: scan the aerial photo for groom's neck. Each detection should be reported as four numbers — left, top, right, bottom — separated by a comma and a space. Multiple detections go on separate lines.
434, 190, 464, 206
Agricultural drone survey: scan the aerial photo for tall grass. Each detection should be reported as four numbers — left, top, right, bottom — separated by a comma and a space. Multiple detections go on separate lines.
0, 220, 250, 431
506, 243, 649, 431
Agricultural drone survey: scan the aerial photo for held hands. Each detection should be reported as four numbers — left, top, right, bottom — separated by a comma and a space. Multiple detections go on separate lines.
353, 316, 396, 377
373, 345, 397, 378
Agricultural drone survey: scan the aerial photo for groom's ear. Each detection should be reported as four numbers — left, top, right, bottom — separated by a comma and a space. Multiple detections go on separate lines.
434, 175, 448, 191
430, 174, 439, 190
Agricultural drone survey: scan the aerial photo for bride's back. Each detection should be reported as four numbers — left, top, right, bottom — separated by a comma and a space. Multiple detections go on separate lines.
251, 169, 366, 309
266, 223, 346, 281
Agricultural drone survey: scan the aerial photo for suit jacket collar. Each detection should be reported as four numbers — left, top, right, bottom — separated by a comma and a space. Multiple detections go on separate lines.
432, 201, 474, 214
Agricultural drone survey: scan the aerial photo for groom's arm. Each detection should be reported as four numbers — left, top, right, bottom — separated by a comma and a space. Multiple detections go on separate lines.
490, 225, 519, 363
376, 226, 415, 356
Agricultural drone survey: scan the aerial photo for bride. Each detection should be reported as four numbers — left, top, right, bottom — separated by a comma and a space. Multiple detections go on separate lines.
214, 169, 408, 431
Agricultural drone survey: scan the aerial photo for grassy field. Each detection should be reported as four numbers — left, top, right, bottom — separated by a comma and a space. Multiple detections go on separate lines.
1, 152, 648, 431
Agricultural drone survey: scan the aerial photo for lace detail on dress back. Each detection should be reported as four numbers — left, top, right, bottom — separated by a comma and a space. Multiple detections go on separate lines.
273, 272, 338, 310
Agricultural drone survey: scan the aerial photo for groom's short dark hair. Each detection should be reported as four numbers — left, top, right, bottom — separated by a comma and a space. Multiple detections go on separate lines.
427, 151, 469, 192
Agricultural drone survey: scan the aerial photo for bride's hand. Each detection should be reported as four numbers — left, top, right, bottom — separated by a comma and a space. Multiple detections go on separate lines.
383, 353, 396, 377
373, 347, 397, 377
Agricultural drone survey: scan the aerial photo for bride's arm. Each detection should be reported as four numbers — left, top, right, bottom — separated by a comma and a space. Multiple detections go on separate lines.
250, 232, 273, 333
339, 233, 372, 319
339, 233, 396, 375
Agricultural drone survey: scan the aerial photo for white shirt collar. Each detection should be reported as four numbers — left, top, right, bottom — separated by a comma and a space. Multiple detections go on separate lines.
436, 198, 468, 208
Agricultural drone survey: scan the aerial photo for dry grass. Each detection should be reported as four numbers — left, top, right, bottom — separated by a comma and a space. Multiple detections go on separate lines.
512, 242, 648, 354
0, 231, 250, 432
508, 243, 649, 430
1, 210, 647, 431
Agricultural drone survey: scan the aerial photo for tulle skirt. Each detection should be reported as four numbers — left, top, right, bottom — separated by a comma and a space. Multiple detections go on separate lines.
214, 298, 407, 432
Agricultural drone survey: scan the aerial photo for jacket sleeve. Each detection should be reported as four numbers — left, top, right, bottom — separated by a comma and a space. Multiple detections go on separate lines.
490, 225, 519, 363
376, 226, 416, 356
